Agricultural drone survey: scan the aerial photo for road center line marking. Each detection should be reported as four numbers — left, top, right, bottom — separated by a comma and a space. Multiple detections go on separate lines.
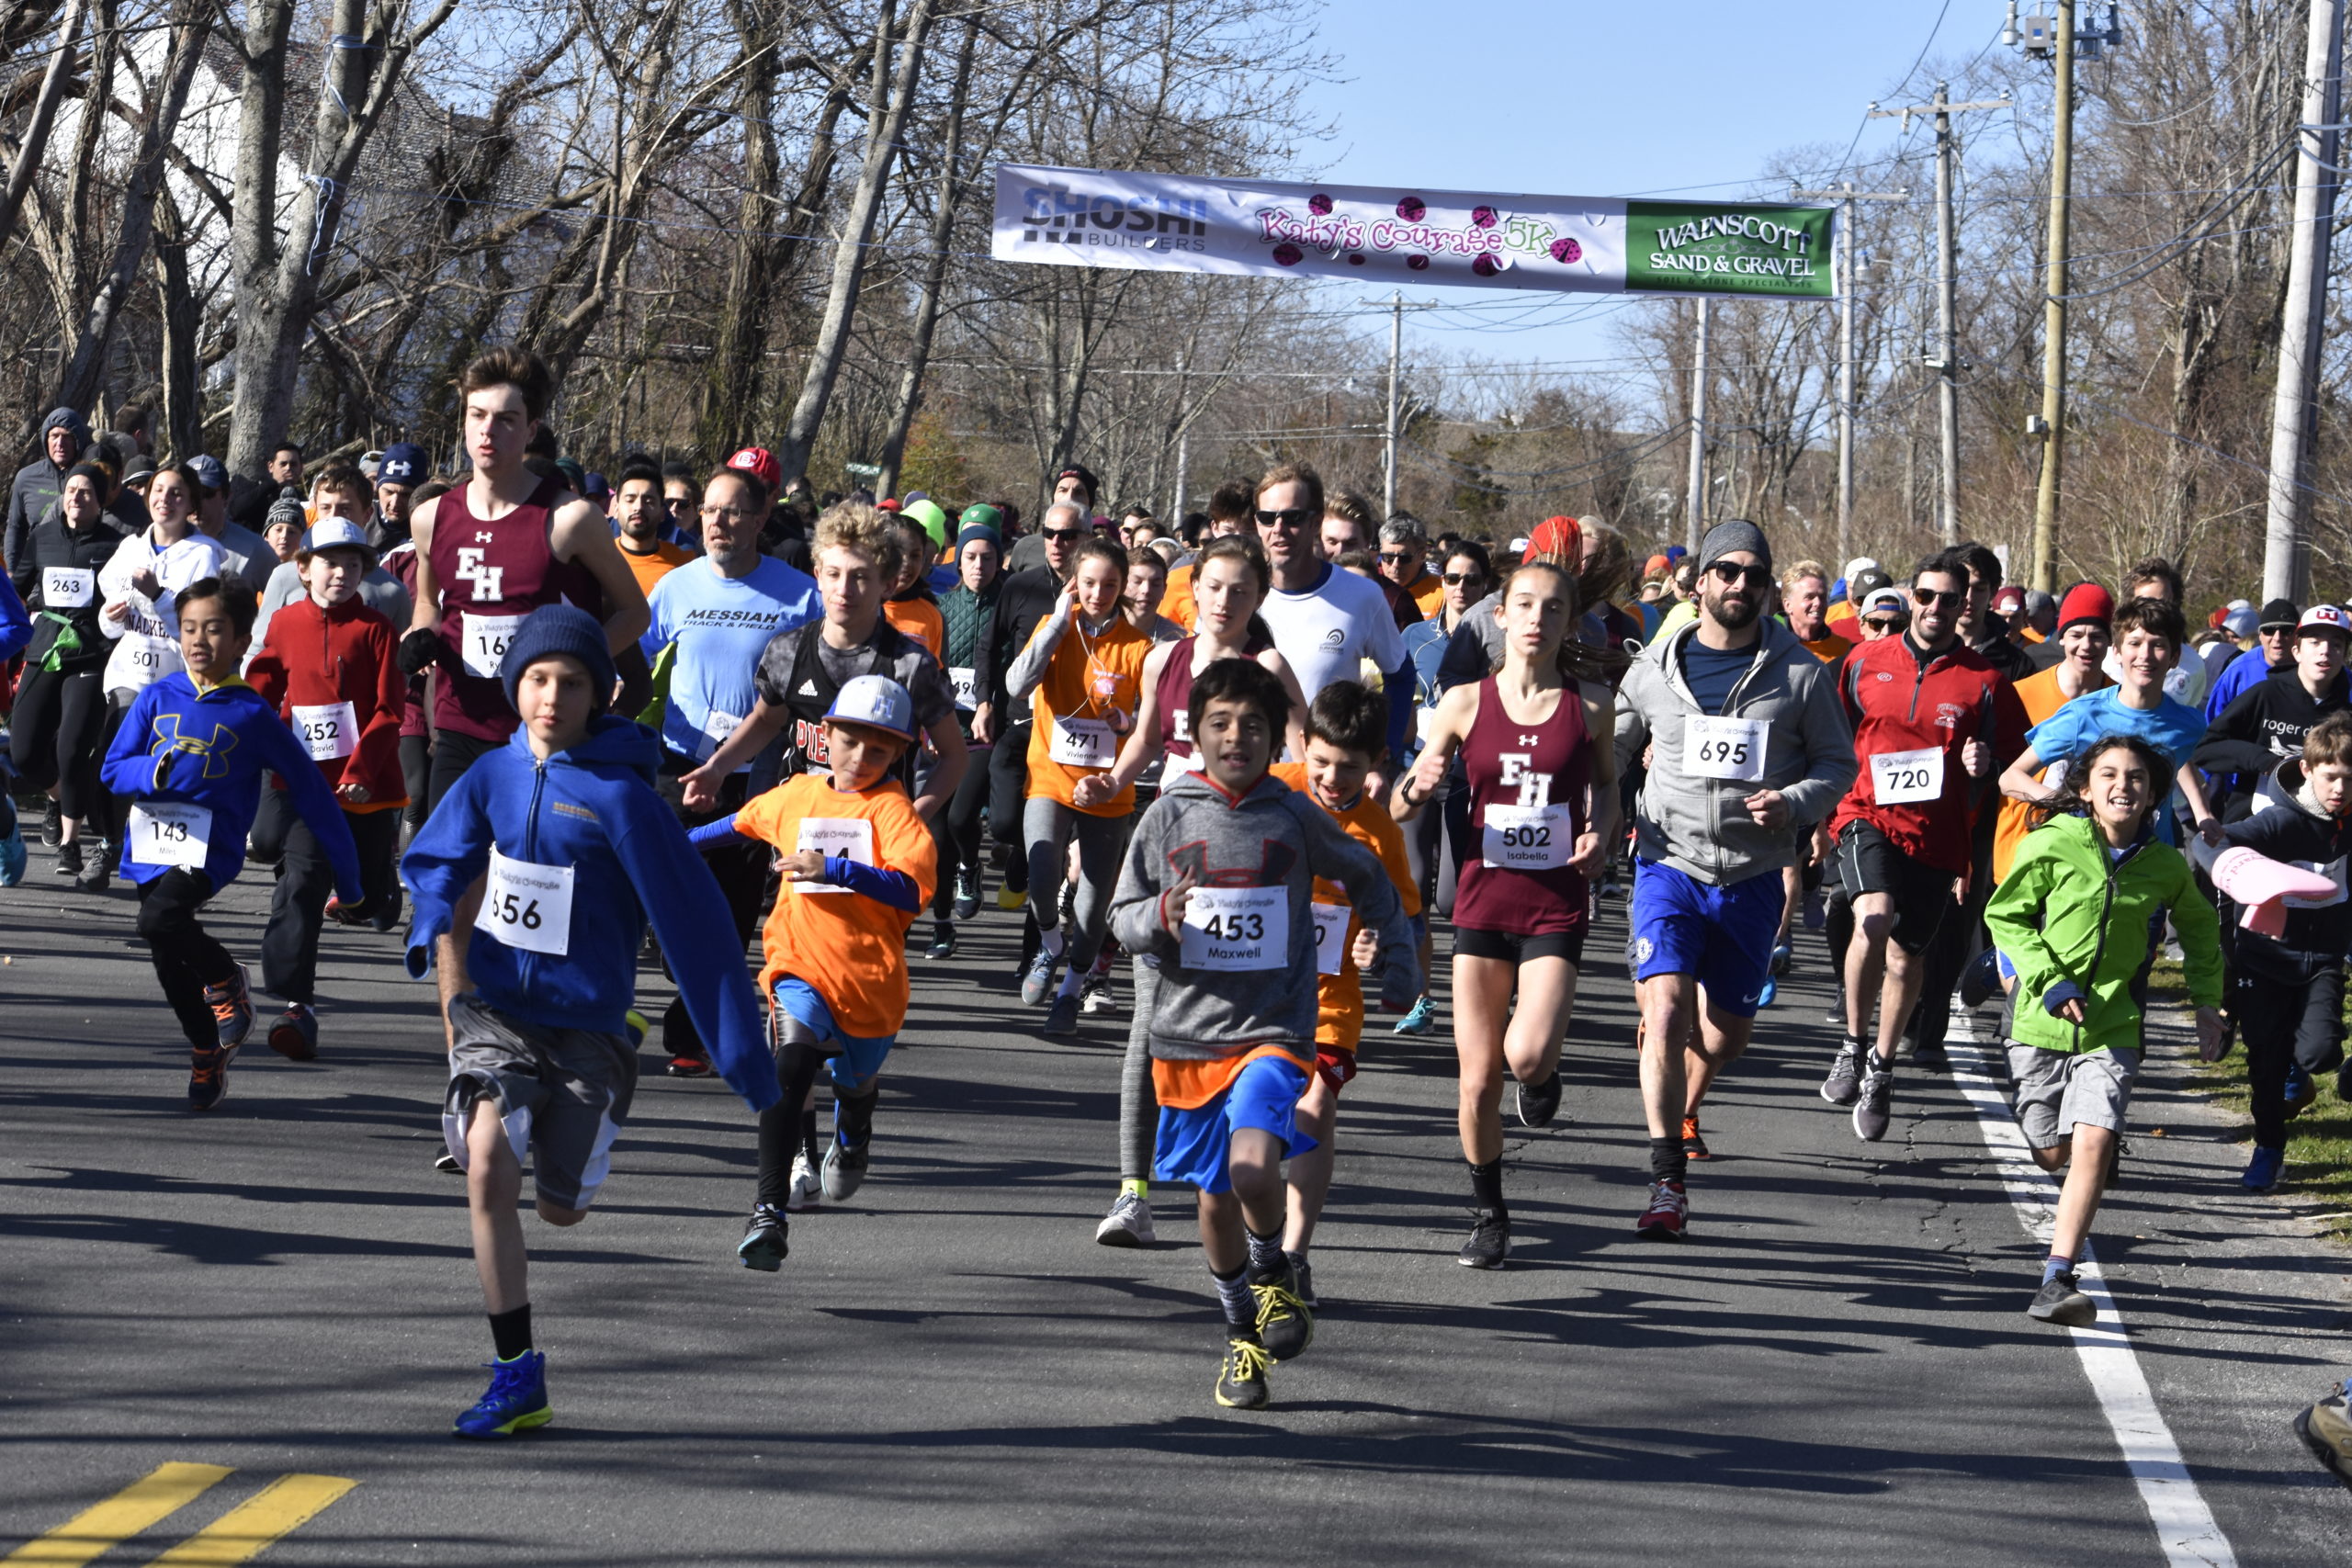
1945, 1008, 2237, 1568
141, 1474, 356, 1568
3, 1462, 232, 1567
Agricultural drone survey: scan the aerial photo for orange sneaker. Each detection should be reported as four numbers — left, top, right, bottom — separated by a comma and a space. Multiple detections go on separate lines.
1680, 1114, 1712, 1161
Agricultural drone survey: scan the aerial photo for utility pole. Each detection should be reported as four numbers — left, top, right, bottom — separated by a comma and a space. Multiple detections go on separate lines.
1791, 180, 1908, 566
1687, 298, 1710, 552
1170, 355, 1191, 523
1361, 293, 1440, 519
2011, 1, 2120, 590
2264, 0, 2346, 603
1871, 84, 2009, 546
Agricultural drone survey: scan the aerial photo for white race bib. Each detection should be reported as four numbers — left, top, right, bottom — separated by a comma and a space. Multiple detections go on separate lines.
1681, 714, 1768, 783
697, 708, 743, 765
793, 816, 875, 895
1180, 886, 1288, 971
1482, 802, 1572, 870
42, 567, 94, 607
128, 801, 210, 869
475, 846, 574, 955
125, 634, 171, 674
1416, 705, 1440, 741
949, 666, 978, 712
1870, 746, 1946, 805
294, 700, 358, 761
1049, 716, 1115, 770
1312, 901, 1351, 976
459, 612, 526, 679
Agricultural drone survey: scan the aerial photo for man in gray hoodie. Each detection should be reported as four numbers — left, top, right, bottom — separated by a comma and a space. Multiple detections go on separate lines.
6, 407, 87, 572
1613, 519, 1858, 1238
1108, 657, 1419, 1412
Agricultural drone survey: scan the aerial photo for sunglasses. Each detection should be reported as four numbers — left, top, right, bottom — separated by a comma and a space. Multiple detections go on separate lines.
1708, 562, 1772, 587
1377, 550, 1415, 565
1254, 508, 1314, 528
1912, 587, 1963, 607
1864, 615, 1906, 632
1041, 527, 1086, 542
1442, 571, 1483, 586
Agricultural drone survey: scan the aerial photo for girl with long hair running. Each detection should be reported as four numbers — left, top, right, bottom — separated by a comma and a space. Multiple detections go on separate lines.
1393, 558, 1618, 1269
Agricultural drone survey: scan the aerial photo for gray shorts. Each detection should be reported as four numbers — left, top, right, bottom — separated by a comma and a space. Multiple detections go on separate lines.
442, 994, 639, 1212
2007, 1043, 2137, 1149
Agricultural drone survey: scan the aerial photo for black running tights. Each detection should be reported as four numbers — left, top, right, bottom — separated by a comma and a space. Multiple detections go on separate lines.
139, 870, 236, 1052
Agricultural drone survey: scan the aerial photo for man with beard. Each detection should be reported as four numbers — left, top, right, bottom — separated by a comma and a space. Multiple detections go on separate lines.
1612, 522, 1856, 1238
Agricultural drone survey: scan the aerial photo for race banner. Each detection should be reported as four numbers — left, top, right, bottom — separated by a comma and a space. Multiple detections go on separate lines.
992, 164, 1836, 299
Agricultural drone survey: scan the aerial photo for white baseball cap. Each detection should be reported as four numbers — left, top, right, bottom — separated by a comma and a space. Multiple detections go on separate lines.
1860, 585, 1909, 618
1843, 555, 1881, 581
2298, 604, 2350, 637
300, 517, 376, 561
824, 673, 915, 740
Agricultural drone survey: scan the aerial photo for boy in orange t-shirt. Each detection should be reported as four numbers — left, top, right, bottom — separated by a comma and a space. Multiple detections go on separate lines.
1268, 681, 1420, 1308
692, 673, 938, 1272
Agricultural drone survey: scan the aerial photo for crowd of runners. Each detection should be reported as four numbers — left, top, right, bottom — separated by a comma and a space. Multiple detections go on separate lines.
8, 348, 2352, 1473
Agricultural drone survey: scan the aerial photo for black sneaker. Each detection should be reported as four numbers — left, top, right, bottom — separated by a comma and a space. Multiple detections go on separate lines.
52, 839, 81, 877
1250, 1267, 1314, 1361
737, 1204, 788, 1271
1284, 1251, 1317, 1310
951, 870, 980, 922
40, 800, 61, 847
1852, 1056, 1894, 1142
1457, 1207, 1510, 1269
1515, 1067, 1564, 1130
187, 1042, 234, 1111
1821, 1045, 1864, 1106
1041, 992, 1080, 1037
1959, 946, 2002, 1010
925, 921, 956, 960
75, 840, 110, 890
2028, 1269, 2096, 1327
1215, 1331, 1272, 1409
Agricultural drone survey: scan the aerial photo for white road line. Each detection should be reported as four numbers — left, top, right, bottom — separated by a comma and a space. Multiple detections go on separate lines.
1944, 1007, 2238, 1568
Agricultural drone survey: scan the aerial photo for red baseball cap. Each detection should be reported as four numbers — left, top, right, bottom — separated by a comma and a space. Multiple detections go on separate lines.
726, 446, 782, 493
1992, 585, 2025, 616
1523, 515, 1581, 564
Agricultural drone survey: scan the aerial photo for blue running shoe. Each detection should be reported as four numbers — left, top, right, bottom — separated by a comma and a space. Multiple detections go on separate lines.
1756, 976, 1779, 1010
2287, 1064, 2320, 1119
453, 1350, 550, 1438
1393, 996, 1436, 1035
1020, 944, 1059, 1008
2245, 1145, 2286, 1192
0, 820, 24, 887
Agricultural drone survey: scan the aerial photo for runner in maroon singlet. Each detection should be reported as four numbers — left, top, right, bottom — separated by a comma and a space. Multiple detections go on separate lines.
1074, 533, 1306, 1249
1393, 558, 1618, 1269
401, 348, 650, 1031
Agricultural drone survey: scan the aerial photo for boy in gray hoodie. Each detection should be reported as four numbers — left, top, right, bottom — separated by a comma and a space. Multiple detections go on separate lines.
1108, 659, 1419, 1412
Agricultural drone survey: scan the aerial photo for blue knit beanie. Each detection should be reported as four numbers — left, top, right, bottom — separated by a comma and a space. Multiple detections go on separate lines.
499, 604, 615, 716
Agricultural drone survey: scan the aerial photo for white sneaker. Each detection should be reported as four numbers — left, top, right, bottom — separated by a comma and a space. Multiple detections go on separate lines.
786, 1150, 821, 1213
1080, 974, 1116, 1015
1093, 1189, 1156, 1247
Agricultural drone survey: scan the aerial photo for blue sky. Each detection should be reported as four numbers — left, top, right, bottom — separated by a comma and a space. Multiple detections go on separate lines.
1296, 0, 2009, 366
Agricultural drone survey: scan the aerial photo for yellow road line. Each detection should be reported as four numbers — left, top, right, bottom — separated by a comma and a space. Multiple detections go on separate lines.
3, 1462, 233, 1567
141, 1475, 356, 1567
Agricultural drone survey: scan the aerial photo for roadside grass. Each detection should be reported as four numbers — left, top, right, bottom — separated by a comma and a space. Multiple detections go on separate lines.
2151, 955, 2352, 1240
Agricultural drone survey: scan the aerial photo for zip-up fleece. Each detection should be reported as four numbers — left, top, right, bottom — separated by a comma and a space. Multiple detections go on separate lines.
1829, 631, 2027, 874
1108, 768, 1420, 1063
244, 593, 406, 805
2224, 757, 2352, 980
401, 716, 778, 1112
2194, 667, 2351, 782
98, 671, 363, 897
1613, 615, 1857, 886
1986, 812, 2222, 1055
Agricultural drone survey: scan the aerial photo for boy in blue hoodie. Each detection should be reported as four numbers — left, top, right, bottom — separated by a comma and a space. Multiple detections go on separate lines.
401, 605, 779, 1439
98, 577, 366, 1110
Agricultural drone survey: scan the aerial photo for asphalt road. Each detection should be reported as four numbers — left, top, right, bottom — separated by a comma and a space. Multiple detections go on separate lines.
5, 840, 2349, 1566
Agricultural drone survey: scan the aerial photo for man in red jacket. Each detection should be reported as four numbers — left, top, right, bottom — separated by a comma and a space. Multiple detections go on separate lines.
244, 518, 407, 1059
1823, 547, 2028, 1142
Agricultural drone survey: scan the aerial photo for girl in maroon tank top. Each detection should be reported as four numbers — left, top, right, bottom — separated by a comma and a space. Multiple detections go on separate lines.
1390, 558, 1621, 1269
427, 474, 603, 740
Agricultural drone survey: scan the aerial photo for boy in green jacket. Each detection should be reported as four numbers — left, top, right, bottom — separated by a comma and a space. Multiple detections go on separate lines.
1986, 733, 2223, 1328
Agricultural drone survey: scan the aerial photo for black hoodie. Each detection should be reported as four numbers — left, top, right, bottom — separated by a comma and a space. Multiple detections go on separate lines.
2194, 667, 2351, 789
2222, 756, 2352, 979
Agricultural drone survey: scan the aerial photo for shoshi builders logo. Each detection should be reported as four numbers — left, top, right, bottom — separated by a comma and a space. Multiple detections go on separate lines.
1254, 193, 1577, 276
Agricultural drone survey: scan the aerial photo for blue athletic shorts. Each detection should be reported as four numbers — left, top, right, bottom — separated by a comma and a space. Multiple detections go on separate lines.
1626, 859, 1783, 1019
773, 976, 896, 1089
1153, 1053, 1317, 1195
